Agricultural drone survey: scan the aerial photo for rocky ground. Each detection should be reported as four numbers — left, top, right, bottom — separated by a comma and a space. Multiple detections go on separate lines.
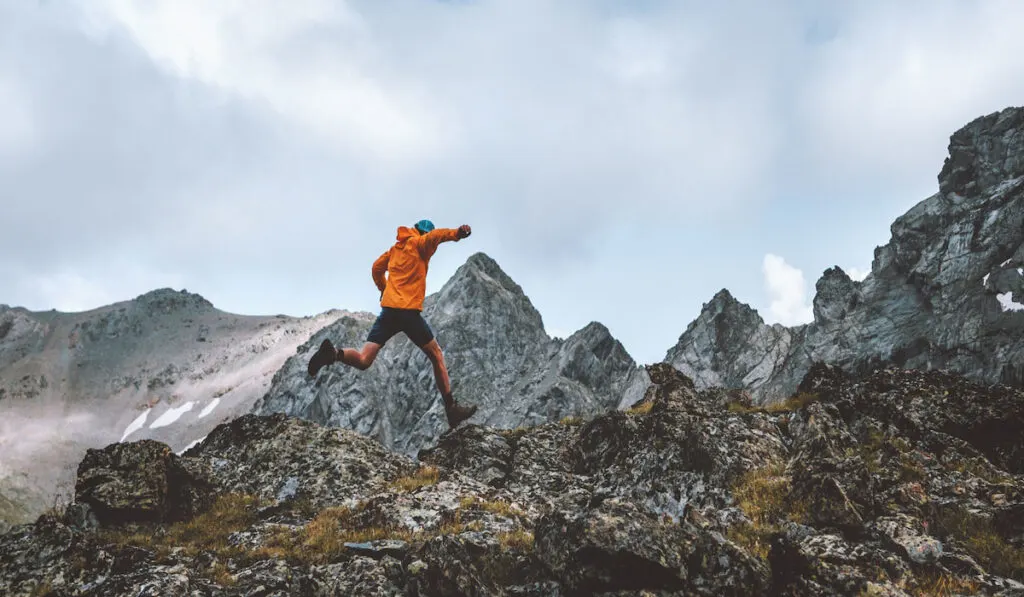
2, 362, 1023, 596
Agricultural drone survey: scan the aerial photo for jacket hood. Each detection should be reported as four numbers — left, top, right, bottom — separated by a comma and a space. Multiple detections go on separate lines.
395, 226, 419, 245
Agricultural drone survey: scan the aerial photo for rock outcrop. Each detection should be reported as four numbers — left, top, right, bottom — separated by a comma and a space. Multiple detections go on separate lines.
668, 106, 1024, 401
2, 364, 1023, 595
254, 253, 649, 455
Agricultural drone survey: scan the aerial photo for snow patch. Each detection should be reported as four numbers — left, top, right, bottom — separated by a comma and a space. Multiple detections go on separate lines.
997, 292, 1024, 312
982, 273, 991, 287
198, 397, 221, 419
176, 435, 207, 456
1018, 268, 1023, 276
1002, 258, 1013, 267
149, 401, 196, 429
120, 409, 150, 442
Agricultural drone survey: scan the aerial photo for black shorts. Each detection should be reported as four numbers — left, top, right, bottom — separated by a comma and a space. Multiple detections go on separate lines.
366, 307, 435, 348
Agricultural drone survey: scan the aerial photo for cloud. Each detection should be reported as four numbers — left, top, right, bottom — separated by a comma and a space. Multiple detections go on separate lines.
762, 254, 813, 326
81, 0, 452, 167
798, 0, 1024, 192
2, 0, 1022, 365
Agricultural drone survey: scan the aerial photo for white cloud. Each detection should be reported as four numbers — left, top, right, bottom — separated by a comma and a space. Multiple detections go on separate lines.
80, 0, 452, 167
763, 254, 814, 326
799, 0, 1024, 189
847, 267, 870, 282
2, 1, 1022, 362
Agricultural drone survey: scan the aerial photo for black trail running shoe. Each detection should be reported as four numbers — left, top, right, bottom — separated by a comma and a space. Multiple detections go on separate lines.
445, 401, 478, 429
308, 339, 337, 377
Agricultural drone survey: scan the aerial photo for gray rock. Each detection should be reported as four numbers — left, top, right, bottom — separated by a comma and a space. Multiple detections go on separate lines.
534, 499, 770, 596
344, 539, 409, 560
61, 502, 99, 532
872, 514, 943, 564
184, 413, 418, 510
74, 439, 214, 525
309, 557, 406, 597
667, 106, 1024, 402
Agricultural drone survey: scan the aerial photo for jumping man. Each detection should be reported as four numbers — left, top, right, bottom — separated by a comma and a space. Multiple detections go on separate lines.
307, 220, 478, 429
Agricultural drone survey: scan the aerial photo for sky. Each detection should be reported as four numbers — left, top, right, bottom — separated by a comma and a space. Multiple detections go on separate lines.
2, 0, 1024, 366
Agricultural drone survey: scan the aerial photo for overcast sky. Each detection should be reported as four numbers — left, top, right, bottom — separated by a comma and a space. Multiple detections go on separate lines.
2, 0, 1023, 365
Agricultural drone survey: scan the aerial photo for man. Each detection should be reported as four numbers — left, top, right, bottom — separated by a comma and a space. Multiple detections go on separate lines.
307, 219, 478, 429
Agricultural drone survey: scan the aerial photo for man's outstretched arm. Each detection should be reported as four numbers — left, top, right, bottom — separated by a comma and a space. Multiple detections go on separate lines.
421, 225, 471, 256
372, 250, 390, 293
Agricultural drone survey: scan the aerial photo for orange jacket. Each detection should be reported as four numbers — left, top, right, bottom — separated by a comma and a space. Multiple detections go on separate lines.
372, 226, 461, 311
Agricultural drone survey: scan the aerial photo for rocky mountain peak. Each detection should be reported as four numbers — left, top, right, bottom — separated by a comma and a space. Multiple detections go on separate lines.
700, 288, 763, 325
133, 288, 214, 314
707, 287, 740, 307
462, 251, 512, 282
939, 106, 1024, 197
812, 266, 858, 324
427, 252, 545, 334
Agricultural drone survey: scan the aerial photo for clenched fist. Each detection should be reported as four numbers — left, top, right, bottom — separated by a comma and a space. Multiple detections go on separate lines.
457, 224, 472, 239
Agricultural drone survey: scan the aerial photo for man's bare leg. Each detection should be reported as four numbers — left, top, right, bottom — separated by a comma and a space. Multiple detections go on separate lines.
420, 339, 476, 428
419, 339, 451, 397
308, 340, 380, 377
337, 342, 382, 371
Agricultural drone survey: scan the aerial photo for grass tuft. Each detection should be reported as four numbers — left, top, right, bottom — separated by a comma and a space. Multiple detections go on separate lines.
459, 496, 525, 518
390, 466, 441, 492
626, 401, 654, 416
934, 506, 1024, 582
99, 485, 538, 576
497, 529, 534, 551
911, 569, 981, 596
101, 493, 259, 562
726, 461, 807, 560
947, 457, 1014, 485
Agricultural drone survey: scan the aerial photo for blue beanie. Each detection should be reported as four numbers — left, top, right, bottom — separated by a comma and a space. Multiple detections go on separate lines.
414, 219, 435, 233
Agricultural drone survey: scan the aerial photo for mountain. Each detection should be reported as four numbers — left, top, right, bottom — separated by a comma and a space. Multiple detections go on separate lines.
254, 252, 650, 455
668, 106, 1024, 401
0, 290, 342, 526
3, 364, 1023, 595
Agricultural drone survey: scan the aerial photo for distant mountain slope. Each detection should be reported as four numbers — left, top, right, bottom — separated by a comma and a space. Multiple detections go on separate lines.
0, 289, 342, 525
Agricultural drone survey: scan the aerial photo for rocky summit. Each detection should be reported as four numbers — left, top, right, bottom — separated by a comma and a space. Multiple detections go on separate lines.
254, 252, 649, 456
668, 106, 1024, 402
2, 362, 1023, 596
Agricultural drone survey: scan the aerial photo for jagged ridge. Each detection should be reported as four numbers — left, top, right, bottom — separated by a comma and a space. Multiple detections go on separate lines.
668, 106, 1024, 401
